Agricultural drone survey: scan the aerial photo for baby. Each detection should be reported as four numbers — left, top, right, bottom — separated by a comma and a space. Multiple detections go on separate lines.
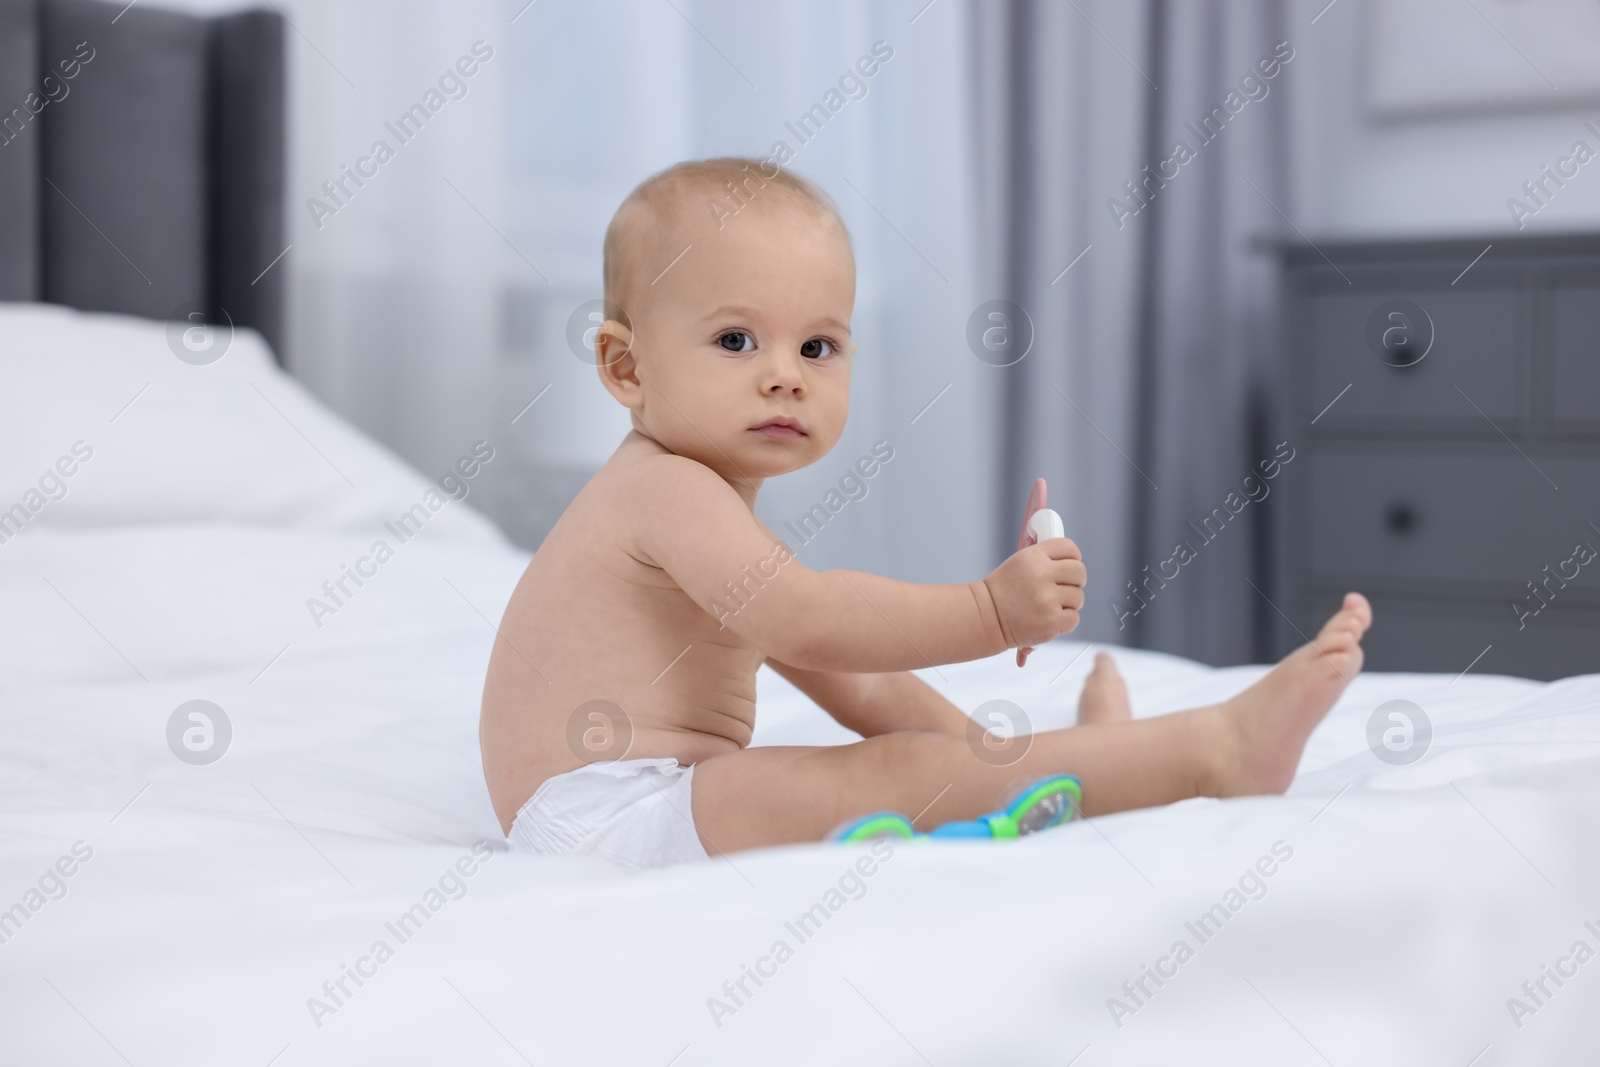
479, 158, 1371, 870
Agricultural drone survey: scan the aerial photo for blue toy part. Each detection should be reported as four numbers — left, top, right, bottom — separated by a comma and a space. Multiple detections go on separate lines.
926, 819, 995, 839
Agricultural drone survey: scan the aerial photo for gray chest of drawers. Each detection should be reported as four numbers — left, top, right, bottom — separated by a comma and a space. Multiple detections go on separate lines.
1275, 234, 1600, 681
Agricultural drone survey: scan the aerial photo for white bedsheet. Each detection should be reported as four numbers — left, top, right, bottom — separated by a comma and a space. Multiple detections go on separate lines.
3, 305, 1599, 1065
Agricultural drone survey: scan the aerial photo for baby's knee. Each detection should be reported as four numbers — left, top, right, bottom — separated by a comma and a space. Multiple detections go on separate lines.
864, 729, 965, 776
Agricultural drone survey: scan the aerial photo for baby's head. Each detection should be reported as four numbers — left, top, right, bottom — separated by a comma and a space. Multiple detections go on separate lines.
594, 158, 856, 489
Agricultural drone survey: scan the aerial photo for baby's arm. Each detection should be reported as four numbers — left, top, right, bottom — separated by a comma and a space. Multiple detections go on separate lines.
629, 454, 1084, 673
765, 659, 971, 737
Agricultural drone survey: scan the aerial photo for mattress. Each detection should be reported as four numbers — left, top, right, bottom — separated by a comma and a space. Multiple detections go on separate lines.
2, 303, 1597, 1065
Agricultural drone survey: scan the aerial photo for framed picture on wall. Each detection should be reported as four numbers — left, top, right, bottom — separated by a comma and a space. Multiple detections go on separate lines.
1368, 0, 1600, 118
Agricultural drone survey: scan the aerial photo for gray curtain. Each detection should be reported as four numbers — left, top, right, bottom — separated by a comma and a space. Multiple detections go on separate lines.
973, 0, 1292, 665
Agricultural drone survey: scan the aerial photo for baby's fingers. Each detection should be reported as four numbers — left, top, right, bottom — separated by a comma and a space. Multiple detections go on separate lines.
1040, 537, 1082, 561
1052, 557, 1087, 589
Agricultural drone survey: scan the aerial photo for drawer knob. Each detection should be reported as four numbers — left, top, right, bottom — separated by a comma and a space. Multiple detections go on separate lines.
1385, 336, 1421, 366
1384, 502, 1419, 536
1365, 300, 1434, 367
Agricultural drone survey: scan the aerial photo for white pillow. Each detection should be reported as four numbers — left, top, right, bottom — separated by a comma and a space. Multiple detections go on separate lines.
0, 302, 505, 541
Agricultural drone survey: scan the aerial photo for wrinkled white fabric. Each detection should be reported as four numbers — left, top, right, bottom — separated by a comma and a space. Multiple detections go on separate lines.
508, 758, 709, 871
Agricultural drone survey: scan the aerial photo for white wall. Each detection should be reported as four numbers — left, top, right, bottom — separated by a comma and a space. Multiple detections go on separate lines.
1290, 0, 1600, 238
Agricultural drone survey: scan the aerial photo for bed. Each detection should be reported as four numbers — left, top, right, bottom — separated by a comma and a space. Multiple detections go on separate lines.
3, 302, 1599, 1065
5, 1, 1600, 1059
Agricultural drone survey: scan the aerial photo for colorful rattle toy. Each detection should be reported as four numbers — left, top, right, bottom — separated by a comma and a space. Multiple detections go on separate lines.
833, 774, 1083, 843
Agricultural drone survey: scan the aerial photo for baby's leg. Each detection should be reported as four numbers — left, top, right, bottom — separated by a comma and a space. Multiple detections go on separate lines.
691, 594, 1369, 853
691, 705, 1212, 853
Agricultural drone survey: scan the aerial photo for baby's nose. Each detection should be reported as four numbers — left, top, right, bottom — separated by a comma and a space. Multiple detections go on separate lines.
763, 355, 807, 394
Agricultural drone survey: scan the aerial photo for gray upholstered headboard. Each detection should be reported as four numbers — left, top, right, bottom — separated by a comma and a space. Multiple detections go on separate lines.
0, 0, 286, 361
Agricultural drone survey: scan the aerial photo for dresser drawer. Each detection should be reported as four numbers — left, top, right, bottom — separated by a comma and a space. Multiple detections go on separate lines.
1305, 285, 1522, 423
1552, 284, 1600, 423
1306, 447, 1600, 592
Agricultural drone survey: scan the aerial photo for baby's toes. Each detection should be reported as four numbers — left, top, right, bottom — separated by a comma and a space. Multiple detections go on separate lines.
1341, 592, 1373, 631
1317, 624, 1360, 657
1317, 630, 1365, 675
1317, 599, 1371, 645
1089, 650, 1123, 683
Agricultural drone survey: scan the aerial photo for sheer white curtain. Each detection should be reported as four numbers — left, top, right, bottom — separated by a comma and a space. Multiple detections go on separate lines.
490, 0, 997, 582
277, 0, 507, 479
248, 0, 993, 583
272, 0, 993, 582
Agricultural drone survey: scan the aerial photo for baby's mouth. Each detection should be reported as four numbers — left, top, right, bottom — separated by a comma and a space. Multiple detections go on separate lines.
751, 417, 807, 439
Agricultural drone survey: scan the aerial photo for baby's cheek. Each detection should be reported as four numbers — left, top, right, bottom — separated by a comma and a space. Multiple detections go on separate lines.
814, 413, 850, 452
820, 385, 850, 432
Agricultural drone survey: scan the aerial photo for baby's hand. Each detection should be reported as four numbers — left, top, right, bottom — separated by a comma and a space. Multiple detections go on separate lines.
983, 539, 1087, 649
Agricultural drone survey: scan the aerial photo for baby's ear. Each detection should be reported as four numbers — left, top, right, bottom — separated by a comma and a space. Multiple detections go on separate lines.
595, 320, 643, 409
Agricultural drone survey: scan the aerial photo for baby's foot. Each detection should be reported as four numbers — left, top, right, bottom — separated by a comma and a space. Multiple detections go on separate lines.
1076, 652, 1132, 726
1206, 593, 1372, 797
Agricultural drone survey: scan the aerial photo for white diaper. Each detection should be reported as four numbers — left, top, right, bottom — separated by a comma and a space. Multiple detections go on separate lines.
507, 757, 710, 871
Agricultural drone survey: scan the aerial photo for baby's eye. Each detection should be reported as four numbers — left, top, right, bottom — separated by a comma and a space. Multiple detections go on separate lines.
800, 338, 835, 360
717, 331, 755, 353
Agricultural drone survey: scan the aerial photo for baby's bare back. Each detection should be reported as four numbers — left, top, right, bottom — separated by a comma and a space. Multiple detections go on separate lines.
480, 435, 765, 832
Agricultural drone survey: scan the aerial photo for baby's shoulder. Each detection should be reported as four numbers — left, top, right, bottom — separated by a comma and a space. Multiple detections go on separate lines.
606, 450, 738, 507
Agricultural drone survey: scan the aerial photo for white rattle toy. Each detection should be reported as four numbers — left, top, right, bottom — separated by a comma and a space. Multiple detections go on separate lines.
1016, 477, 1064, 667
